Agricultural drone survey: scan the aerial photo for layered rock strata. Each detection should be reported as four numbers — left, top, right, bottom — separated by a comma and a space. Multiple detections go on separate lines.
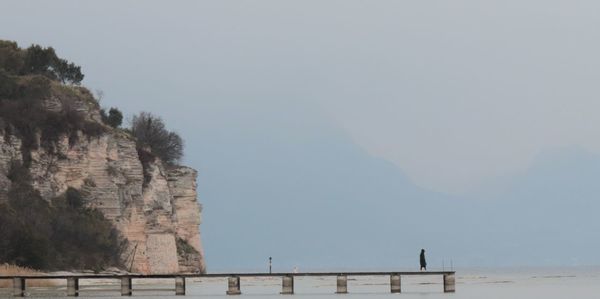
0, 96, 205, 274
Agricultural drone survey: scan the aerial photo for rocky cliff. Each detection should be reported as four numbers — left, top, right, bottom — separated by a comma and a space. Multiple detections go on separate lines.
0, 86, 206, 274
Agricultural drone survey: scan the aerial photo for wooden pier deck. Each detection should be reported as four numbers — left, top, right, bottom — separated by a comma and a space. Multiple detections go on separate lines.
0, 271, 456, 296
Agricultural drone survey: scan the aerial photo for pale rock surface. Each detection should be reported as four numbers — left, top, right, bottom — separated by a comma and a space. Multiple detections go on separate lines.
0, 95, 206, 274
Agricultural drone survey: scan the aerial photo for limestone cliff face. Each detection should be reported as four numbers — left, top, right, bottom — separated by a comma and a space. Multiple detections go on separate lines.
0, 94, 206, 274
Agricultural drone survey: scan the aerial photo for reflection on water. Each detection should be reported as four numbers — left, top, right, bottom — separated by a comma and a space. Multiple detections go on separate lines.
1, 267, 599, 299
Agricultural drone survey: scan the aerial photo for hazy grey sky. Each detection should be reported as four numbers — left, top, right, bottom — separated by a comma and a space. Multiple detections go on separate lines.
3, 1, 600, 194
4, 0, 600, 269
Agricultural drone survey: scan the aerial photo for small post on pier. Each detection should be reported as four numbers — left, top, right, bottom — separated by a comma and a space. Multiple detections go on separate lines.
280, 275, 294, 295
121, 276, 132, 296
226, 276, 241, 295
13, 277, 25, 297
67, 277, 79, 296
335, 275, 348, 294
390, 273, 401, 293
443, 273, 455, 293
175, 276, 186, 295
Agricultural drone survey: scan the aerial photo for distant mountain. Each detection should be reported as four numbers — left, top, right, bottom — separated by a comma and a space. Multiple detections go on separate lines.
187, 103, 600, 270
184, 104, 470, 271
477, 147, 600, 266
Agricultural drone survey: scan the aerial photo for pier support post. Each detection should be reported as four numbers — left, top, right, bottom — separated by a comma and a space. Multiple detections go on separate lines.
443, 274, 455, 293
13, 278, 25, 297
280, 275, 294, 295
390, 274, 401, 293
226, 276, 241, 295
335, 275, 348, 294
175, 277, 186, 295
121, 277, 132, 296
67, 277, 79, 296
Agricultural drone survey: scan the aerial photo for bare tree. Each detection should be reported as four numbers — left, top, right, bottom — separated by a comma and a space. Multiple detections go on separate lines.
95, 89, 104, 103
130, 112, 183, 165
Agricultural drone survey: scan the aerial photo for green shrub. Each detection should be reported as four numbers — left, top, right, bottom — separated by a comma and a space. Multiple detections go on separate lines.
22, 44, 83, 85
0, 77, 105, 164
0, 40, 24, 74
176, 237, 199, 256
106, 165, 119, 177
66, 187, 85, 209
0, 41, 83, 85
0, 69, 18, 98
0, 162, 126, 271
100, 107, 123, 128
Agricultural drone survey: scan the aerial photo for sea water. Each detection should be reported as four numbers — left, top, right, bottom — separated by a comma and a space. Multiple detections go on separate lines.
2, 267, 600, 298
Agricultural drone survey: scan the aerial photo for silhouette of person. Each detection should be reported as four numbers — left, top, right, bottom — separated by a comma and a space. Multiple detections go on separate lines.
420, 249, 427, 271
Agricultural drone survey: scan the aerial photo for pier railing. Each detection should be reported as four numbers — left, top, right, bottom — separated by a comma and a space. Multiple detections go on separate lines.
0, 271, 456, 296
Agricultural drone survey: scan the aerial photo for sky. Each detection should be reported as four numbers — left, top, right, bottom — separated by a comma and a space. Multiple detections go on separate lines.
2, 1, 600, 269
3, 1, 600, 194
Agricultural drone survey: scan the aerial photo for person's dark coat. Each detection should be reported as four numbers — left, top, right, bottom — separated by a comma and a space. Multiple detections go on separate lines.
420, 249, 427, 269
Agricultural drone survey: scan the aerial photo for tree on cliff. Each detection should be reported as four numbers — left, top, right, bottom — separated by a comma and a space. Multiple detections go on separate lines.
101, 107, 123, 128
23, 45, 84, 85
131, 112, 184, 165
0, 41, 84, 85
0, 40, 105, 165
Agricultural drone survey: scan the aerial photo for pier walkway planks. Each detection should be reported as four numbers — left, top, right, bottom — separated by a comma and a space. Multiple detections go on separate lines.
0, 271, 456, 296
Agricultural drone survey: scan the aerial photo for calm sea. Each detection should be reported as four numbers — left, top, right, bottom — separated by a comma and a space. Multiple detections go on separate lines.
2, 267, 600, 298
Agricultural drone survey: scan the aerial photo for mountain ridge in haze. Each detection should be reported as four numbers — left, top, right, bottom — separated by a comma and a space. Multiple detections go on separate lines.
190, 103, 600, 270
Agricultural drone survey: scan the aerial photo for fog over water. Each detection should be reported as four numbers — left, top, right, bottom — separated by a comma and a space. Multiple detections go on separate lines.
1, 1, 600, 270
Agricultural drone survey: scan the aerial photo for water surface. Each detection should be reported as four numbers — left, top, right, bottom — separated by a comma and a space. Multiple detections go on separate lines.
2, 267, 599, 299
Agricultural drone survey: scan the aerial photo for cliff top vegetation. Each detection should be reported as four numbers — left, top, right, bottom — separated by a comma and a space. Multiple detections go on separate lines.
0, 40, 184, 165
0, 40, 186, 271
0, 40, 103, 165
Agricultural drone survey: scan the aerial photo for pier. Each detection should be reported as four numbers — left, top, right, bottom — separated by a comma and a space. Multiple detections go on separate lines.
0, 271, 455, 296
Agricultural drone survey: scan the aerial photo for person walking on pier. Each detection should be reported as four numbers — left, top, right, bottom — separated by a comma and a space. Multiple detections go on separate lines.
420, 249, 427, 271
